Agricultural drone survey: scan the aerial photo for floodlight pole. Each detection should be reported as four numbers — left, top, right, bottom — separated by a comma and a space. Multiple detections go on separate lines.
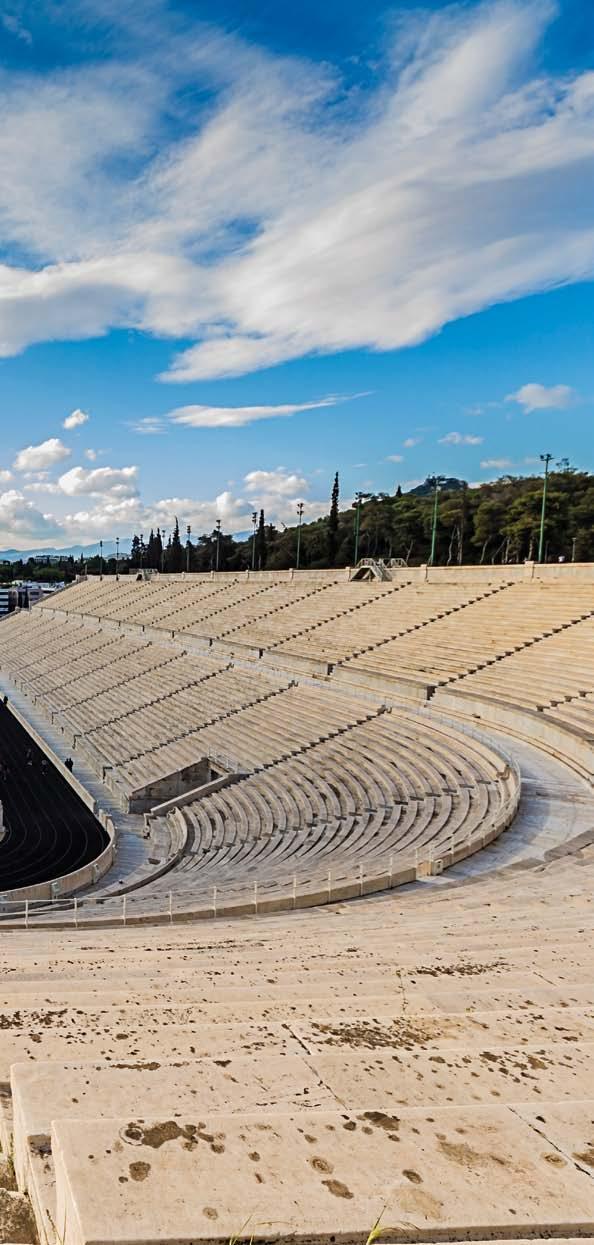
215, 519, 221, 572
161, 530, 167, 573
429, 476, 445, 566
251, 511, 257, 570
99, 539, 103, 580
353, 493, 363, 565
538, 453, 553, 564
296, 502, 304, 570
186, 524, 191, 574
115, 536, 120, 581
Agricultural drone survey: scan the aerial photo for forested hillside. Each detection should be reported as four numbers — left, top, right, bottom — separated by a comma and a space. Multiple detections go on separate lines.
6, 468, 592, 583
114, 468, 594, 571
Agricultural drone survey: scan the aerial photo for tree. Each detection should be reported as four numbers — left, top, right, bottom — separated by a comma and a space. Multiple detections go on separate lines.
130, 534, 142, 567
146, 529, 159, 570
154, 528, 163, 571
327, 472, 339, 565
169, 518, 184, 573
256, 509, 267, 570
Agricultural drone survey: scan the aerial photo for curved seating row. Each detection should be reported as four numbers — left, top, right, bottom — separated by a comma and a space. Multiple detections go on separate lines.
270, 580, 506, 669
338, 582, 594, 690
440, 615, 594, 715
79, 708, 517, 918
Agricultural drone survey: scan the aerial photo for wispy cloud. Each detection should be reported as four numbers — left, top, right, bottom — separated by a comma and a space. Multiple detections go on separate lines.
438, 431, 484, 446
167, 395, 357, 429
0, 1, 591, 379
128, 417, 168, 435
1, 11, 32, 44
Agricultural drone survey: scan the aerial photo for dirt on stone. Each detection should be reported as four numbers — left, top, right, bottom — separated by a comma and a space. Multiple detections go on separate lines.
322, 1178, 353, 1200
574, 1146, 594, 1168
123, 1120, 226, 1154
414, 960, 505, 977
129, 1161, 151, 1182
123, 1121, 196, 1149
311, 1018, 437, 1050
361, 1111, 401, 1133
0, 1188, 38, 1243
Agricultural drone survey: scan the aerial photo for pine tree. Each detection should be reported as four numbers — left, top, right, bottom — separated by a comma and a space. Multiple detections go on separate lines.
327, 471, 339, 565
130, 533, 141, 566
256, 509, 267, 570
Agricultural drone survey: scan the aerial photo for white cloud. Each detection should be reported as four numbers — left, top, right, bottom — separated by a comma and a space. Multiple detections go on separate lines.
13, 438, 71, 472
0, 489, 60, 543
0, 3, 590, 378
403, 437, 422, 449
167, 395, 353, 429
0, 469, 12, 483
0, 458, 335, 549
243, 469, 308, 498
57, 465, 139, 499
438, 431, 484, 446
480, 457, 513, 469
84, 449, 98, 461
63, 408, 90, 430
23, 481, 61, 495
386, 454, 404, 463
505, 382, 576, 413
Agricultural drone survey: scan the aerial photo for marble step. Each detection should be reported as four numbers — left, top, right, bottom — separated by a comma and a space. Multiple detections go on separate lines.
51, 1102, 594, 1244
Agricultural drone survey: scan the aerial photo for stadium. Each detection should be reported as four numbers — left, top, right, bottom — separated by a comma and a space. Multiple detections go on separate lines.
0, 561, 593, 1243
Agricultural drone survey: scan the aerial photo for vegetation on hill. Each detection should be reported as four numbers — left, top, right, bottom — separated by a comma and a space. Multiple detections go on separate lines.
127, 467, 594, 571
2, 467, 592, 582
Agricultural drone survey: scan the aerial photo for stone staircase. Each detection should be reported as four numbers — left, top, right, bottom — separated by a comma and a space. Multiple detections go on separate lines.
0, 840, 593, 1242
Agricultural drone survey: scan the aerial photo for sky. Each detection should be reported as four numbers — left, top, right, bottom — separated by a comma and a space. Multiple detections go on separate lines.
0, 0, 592, 550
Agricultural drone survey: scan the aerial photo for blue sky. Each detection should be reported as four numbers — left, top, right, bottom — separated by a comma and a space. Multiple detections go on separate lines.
0, 0, 592, 548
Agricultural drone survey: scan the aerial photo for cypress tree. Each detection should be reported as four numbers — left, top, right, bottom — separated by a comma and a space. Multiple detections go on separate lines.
146, 529, 157, 569
327, 471, 339, 565
154, 528, 163, 571
169, 518, 184, 572
256, 509, 267, 569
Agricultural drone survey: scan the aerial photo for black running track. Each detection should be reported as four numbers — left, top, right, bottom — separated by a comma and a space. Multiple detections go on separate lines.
0, 703, 108, 890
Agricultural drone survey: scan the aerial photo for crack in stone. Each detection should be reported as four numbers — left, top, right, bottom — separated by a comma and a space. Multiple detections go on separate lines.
508, 1104, 594, 1183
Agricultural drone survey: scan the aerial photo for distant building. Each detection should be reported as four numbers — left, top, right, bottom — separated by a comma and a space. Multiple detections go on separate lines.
0, 586, 17, 616
0, 581, 65, 614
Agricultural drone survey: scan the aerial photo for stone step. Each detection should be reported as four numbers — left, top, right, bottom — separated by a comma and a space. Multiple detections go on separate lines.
0, 1003, 593, 1085
0, 926, 591, 971
11, 1039, 594, 1193
51, 1102, 594, 1244
0, 981, 593, 1018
